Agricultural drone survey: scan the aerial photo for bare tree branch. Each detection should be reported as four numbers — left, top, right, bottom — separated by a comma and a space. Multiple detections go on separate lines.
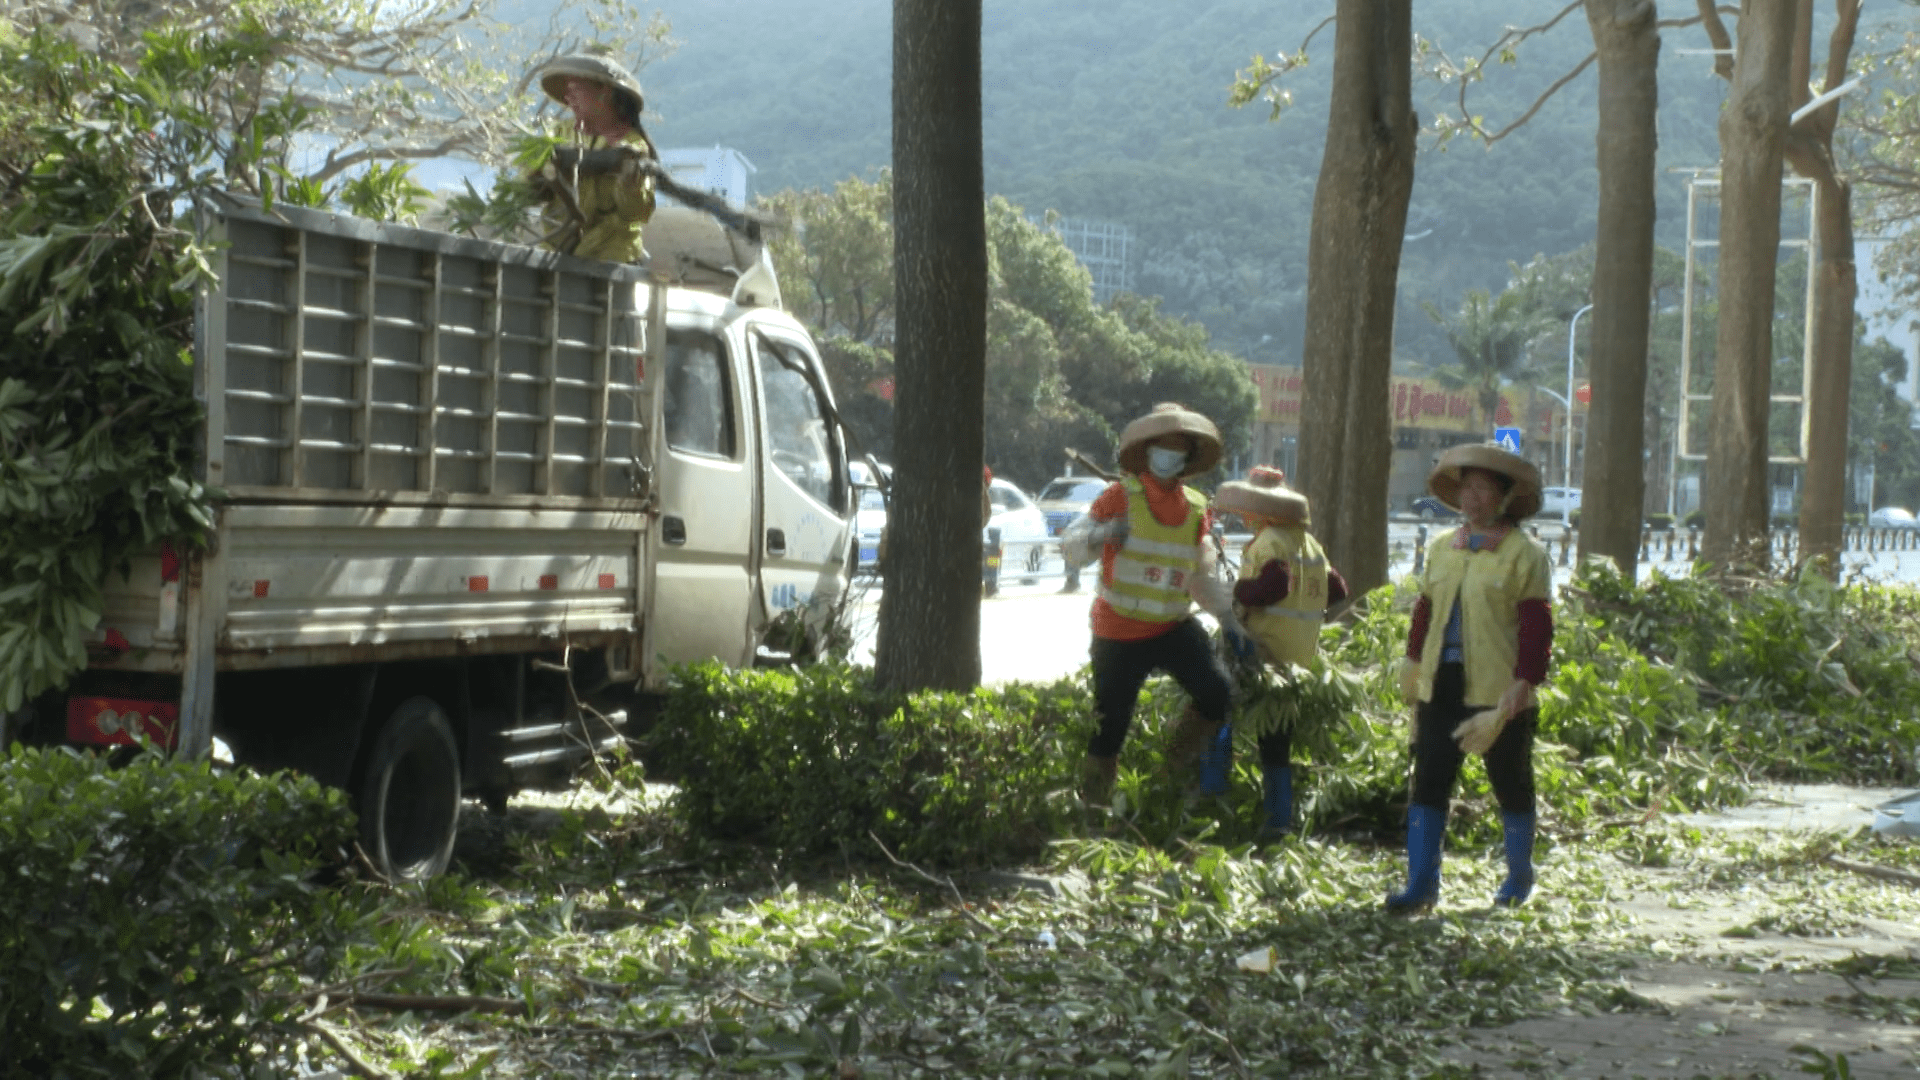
1480, 51, 1598, 146
1697, 0, 1738, 80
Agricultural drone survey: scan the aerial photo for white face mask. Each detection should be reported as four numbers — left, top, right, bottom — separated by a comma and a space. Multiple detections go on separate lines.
1147, 446, 1188, 479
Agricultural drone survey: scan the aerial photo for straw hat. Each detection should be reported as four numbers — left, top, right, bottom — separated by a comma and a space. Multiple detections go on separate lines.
1116, 403, 1222, 478
1427, 442, 1543, 521
539, 54, 647, 133
1214, 466, 1310, 527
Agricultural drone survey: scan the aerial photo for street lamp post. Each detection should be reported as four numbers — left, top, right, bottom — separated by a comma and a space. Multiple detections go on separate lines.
1565, 303, 1593, 527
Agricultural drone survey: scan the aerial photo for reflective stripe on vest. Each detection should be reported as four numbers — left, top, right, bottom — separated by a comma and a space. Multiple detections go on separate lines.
1099, 476, 1205, 623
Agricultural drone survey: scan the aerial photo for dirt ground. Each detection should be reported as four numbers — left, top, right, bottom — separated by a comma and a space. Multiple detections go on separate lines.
1439, 785, 1920, 1080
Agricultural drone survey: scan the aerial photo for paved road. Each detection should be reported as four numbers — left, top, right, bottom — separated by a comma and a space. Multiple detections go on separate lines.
847, 524, 1920, 686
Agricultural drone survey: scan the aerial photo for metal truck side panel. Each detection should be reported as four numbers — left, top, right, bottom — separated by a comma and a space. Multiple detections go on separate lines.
214, 504, 643, 656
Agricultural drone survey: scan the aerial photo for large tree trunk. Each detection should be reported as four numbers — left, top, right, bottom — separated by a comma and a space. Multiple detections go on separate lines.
1789, 0, 1862, 574
875, 0, 986, 691
1702, 0, 1796, 571
1296, 0, 1416, 599
1580, 0, 1660, 573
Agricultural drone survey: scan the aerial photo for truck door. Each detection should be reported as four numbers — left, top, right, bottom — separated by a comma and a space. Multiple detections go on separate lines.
647, 326, 756, 667
748, 329, 853, 643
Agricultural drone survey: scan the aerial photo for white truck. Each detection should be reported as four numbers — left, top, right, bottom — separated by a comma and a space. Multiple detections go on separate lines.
33, 201, 855, 879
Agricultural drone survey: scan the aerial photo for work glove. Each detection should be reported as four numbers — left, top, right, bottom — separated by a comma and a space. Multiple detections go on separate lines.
1219, 614, 1259, 666
1397, 657, 1420, 705
1087, 516, 1129, 546
1453, 679, 1535, 756
1060, 512, 1124, 569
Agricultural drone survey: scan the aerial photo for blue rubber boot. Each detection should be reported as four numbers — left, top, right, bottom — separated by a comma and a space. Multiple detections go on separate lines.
1196, 723, 1233, 797
1493, 810, 1536, 907
1385, 804, 1445, 913
1257, 765, 1293, 841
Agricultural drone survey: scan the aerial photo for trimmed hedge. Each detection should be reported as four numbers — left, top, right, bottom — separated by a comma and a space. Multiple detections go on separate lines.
655, 662, 1088, 866
0, 747, 354, 1077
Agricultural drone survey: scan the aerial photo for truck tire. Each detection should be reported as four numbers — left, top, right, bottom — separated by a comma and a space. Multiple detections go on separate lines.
356, 696, 461, 882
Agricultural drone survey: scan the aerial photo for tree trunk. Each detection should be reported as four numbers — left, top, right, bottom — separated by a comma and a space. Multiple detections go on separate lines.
1702, 0, 1796, 571
1789, 0, 1862, 574
1796, 177, 1856, 572
1579, 0, 1660, 574
1295, 0, 1416, 599
875, 0, 986, 691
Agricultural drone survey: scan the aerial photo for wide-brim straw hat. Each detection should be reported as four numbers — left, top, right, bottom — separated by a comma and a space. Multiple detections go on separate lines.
1214, 465, 1309, 527
1116, 402, 1222, 478
539, 54, 647, 129
1427, 442, 1543, 520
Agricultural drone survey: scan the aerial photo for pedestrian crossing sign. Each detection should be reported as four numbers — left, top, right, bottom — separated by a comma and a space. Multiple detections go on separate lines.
1493, 427, 1522, 454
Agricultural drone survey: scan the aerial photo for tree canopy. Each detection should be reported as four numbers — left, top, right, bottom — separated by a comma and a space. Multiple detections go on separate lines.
764, 174, 1256, 492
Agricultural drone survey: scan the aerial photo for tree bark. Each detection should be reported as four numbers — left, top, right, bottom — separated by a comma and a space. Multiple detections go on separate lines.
875, 0, 986, 691
1702, 0, 1796, 571
1579, 0, 1660, 573
1788, 0, 1862, 575
1295, 0, 1416, 599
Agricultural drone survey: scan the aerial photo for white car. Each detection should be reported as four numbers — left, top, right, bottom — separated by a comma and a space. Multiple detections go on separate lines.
1869, 506, 1917, 530
854, 486, 888, 572
987, 478, 1051, 579
1540, 486, 1582, 518
850, 460, 892, 572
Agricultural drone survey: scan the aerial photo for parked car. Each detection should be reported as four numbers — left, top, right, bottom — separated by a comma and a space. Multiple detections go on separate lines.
854, 485, 888, 572
850, 461, 892, 572
1036, 476, 1109, 536
1869, 506, 1917, 530
1540, 486, 1583, 518
987, 477, 1052, 581
1411, 495, 1459, 519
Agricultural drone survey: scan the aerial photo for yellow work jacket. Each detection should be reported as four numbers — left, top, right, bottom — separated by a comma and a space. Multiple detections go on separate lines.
1237, 525, 1326, 667
544, 134, 656, 264
1414, 524, 1552, 707
1099, 476, 1207, 623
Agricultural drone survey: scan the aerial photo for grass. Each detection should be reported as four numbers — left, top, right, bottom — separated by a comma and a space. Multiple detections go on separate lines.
278, 792, 1920, 1079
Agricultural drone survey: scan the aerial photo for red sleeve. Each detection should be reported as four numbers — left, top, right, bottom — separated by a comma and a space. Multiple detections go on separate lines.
1407, 595, 1432, 660
1325, 567, 1349, 607
1087, 482, 1129, 521
1235, 559, 1290, 606
1515, 598, 1553, 684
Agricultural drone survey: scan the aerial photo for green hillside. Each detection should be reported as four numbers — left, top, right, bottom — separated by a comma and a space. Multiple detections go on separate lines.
636, 0, 1732, 364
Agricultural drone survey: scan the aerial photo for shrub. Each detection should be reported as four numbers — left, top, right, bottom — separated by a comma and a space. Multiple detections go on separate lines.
655, 662, 1086, 867
1644, 513, 1674, 531
0, 747, 354, 1077
1684, 510, 1706, 529
1572, 560, 1920, 785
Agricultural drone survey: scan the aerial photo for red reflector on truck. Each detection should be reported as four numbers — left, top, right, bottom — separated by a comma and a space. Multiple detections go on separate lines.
598, 573, 616, 589
66, 696, 179, 750
539, 574, 559, 590
468, 576, 489, 592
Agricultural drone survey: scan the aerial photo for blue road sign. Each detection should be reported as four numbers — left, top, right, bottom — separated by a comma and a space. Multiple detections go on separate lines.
1493, 427, 1523, 454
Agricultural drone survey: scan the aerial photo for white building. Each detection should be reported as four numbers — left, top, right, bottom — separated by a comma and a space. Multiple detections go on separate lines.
658, 146, 757, 208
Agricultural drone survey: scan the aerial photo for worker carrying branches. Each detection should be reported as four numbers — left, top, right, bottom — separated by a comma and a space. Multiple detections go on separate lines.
532, 54, 658, 263
531, 53, 771, 263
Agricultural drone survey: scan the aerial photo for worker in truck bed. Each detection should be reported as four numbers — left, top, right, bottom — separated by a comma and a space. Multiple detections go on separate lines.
534, 54, 657, 263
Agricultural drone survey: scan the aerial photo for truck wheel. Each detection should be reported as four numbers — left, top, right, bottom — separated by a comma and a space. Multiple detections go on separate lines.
356, 696, 461, 882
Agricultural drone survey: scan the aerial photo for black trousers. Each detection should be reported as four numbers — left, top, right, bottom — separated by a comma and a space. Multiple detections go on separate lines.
1256, 728, 1290, 770
1088, 618, 1233, 759
1410, 662, 1536, 815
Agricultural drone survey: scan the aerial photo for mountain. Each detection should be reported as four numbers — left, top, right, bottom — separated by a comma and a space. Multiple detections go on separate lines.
635, 0, 1734, 363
